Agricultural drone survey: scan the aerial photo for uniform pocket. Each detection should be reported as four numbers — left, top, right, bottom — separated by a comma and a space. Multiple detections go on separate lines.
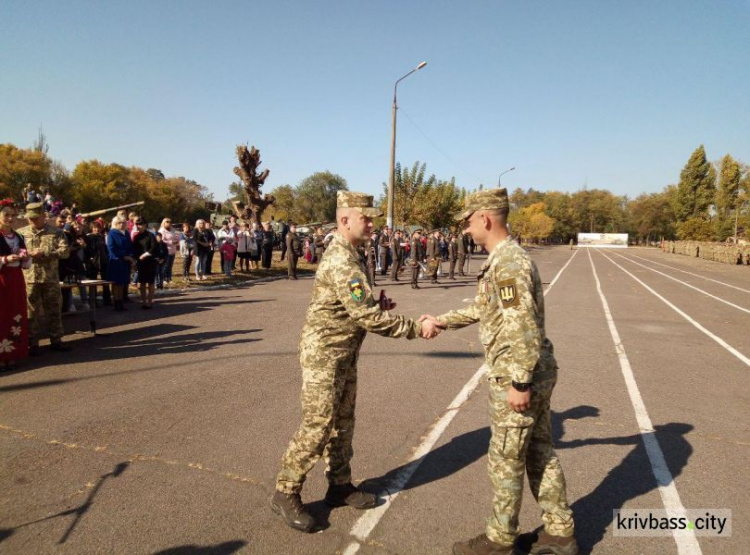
498, 424, 533, 460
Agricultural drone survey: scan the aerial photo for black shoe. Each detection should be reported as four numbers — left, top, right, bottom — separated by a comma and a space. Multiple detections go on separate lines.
29, 345, 42, 357
50, 342, 72, 352
324, 482, 377, 509
270, 491, 316, 533
2, 361, 17, 372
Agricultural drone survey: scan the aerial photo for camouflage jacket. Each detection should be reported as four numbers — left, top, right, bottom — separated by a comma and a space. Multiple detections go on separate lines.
301, 233, 421, 368
18, 224, 70, 285
436, 236, 556, 383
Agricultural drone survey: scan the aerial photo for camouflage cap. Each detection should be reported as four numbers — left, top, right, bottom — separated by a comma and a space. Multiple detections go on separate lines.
454, 188, 509, 221
337, 191, 383, 218
25, 202, 45, 218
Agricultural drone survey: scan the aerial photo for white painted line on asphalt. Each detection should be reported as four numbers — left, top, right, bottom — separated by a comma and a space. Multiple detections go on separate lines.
610, 251, 750, 314
342, 248, 579, 554
343, 364, 487, 554
588, 249, 702, 555
626, 252, 750, 294
597, 250, 750, 367
545, 247, 579, 294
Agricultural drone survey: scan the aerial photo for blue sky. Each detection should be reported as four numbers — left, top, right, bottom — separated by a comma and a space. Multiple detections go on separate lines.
2, 1, 748, 202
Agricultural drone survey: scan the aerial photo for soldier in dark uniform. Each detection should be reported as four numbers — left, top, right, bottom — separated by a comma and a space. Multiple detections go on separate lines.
286, 222, 302, 280
409, 230, 424, 289
457, 230, 468, 276
378, 227, 391, 276
390, 230, 404, 281
426, 229, 440, 284
363, 232, 377, 286
448, 234, 458, 279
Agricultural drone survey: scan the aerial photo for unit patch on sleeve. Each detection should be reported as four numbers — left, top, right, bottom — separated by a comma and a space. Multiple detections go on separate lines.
497, 278, 519, 309
349, 277, 367, 303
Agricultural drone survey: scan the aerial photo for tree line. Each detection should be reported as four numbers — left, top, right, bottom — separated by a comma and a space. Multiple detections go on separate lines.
3, 136, 747, 242
508, 146, 749, 243
0, 138, 213, 223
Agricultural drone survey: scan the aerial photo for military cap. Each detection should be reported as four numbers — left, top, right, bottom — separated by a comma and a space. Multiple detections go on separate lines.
25, 202, 45, 218
337, 191, 383, 218
454, 188, 509, 221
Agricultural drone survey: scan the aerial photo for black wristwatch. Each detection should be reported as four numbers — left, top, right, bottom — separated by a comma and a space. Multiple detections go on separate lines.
511, 381, 532, 392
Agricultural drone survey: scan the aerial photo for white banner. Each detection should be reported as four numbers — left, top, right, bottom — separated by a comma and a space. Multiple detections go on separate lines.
577, 233, 628, 248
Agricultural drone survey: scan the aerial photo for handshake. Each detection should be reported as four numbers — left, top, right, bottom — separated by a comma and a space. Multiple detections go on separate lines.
418, 314, 446, 340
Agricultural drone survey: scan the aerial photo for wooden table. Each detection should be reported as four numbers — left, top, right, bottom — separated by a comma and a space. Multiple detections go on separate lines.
60, 280, 113, 334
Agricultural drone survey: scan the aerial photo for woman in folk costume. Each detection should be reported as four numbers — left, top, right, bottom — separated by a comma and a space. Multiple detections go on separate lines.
0, 199, 32, 371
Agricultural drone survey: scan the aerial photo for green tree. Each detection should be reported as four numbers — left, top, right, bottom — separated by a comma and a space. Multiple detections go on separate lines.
267, 184, 297, 221
295, 171, 348, 223
412, 178, 463, 230
673, 145, 716, 221
627, 192, 676, 243
676, 217, 715, 241
713, 155, 741, 241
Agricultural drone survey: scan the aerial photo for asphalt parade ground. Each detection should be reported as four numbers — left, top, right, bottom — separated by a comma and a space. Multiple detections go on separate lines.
1, 246, 748, 554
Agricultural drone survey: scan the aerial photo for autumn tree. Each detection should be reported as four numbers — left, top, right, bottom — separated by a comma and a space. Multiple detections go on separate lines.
0, 143, 52, 199
509, 202, 555, 242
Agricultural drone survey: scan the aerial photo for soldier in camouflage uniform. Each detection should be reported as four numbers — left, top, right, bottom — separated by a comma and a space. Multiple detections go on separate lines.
18, 203, 72, 355
423, 189, 577, 555
272, 191, 443, 533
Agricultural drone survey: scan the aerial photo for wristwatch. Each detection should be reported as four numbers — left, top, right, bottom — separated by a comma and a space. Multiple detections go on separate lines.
511, 381, 532, 392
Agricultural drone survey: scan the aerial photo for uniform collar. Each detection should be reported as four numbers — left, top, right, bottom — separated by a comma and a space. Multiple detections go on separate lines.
481, 235, 515, 273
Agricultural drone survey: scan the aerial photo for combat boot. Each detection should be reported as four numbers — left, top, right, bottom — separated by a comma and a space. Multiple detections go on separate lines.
324, 482, 377, 509
453, 533, 516, 555
516, 531, 578, 555
270, 491, 316, 532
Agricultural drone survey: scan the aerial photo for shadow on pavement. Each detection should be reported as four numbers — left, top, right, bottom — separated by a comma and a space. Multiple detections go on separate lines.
360, 427, 491, 495
0, 325, 262, 392
557, 421, 694, 554
2, 461, 129, 545
153, 540, 247, 554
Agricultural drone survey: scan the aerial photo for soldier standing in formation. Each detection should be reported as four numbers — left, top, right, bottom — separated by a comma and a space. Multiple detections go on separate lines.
421, 188, 577, 555
426, 229, 441, 284
18, 202, 72, 355
363, 231, 377, 286
286, 222, 302, 280
378, 226, 391, 276
409, 229, 424, 289
389, 229, 404, 281
271, 191, 444, 532
448, 234, 458, 279
457, 230, 468, 276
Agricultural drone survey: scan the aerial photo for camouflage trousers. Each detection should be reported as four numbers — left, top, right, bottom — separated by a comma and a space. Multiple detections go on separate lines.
27, 283, 64, 347
486, 376, 575, 545
276, 352, 360, 494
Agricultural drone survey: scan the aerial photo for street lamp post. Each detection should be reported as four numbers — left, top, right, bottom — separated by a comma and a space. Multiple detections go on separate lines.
497, 166, 515, 187
387, 61, 427, 229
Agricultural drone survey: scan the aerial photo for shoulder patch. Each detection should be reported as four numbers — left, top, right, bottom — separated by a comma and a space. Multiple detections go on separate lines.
497, 278, 519, 309
348, 277, 366, 303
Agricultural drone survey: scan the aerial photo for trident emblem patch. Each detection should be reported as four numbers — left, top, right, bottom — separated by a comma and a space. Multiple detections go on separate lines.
497, 279, 519, 308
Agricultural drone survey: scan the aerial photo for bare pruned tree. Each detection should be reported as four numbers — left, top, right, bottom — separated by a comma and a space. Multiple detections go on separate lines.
233, 145, 275, 226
